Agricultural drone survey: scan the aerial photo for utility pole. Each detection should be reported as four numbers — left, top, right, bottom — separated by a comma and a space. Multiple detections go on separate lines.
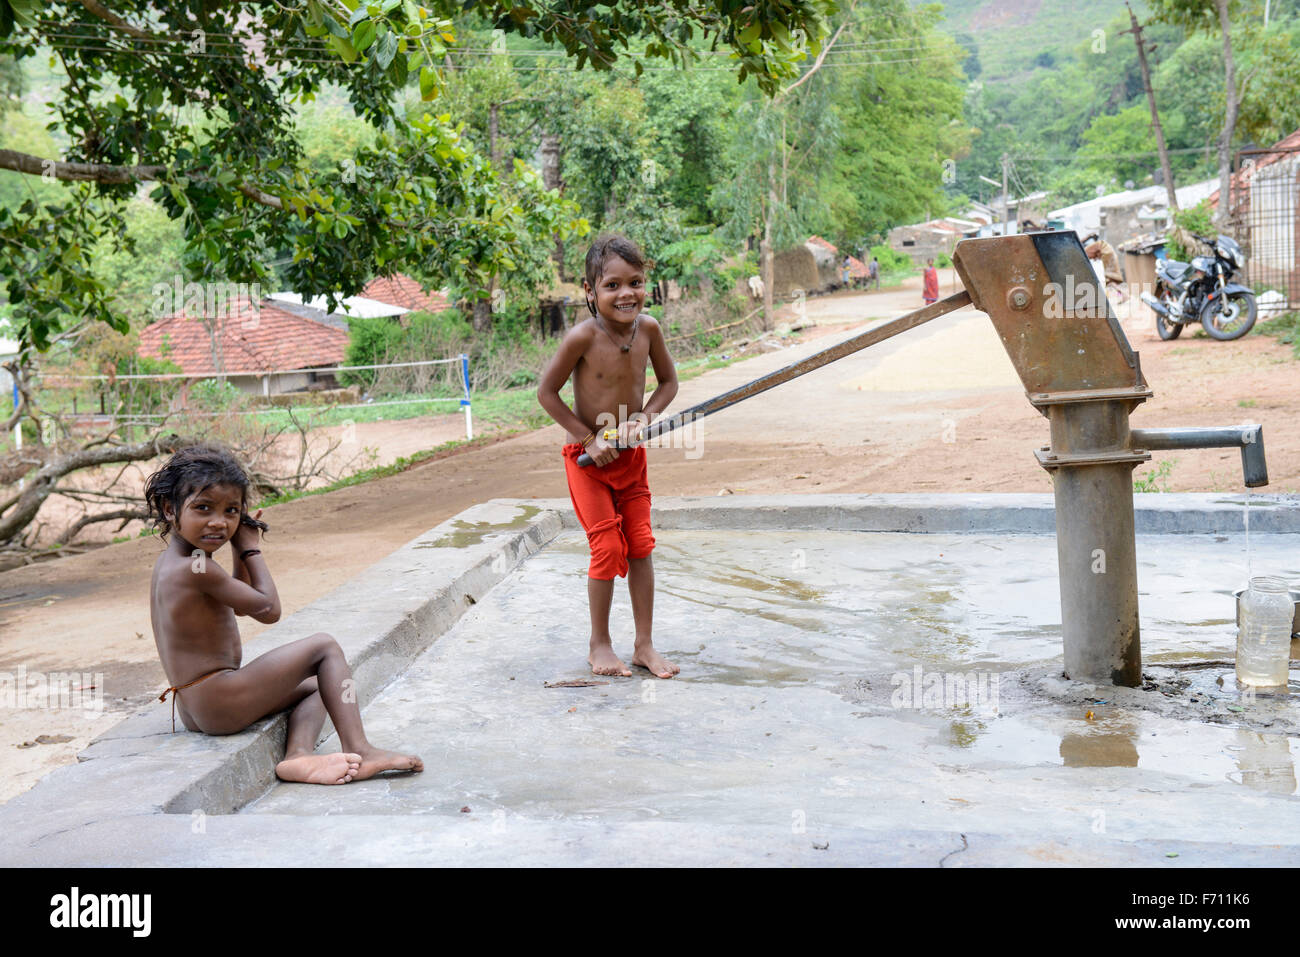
1123, 4, 1178, 223
1001, 152, 1010, 235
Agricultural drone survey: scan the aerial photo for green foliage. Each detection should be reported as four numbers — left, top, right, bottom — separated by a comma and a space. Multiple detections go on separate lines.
1133, 458, 1178, 493
1256, 311, 1300, 358
654, 233, 729, 288
0, 1, 834, 354
1168, 199, 1215, 260
870, 243, 913, 276
188, 377, 244, 413
116, 351, 183, 414
89, 198, 188, 323
406, 308, 472, 356
342, 316, 405, 386
815, 3, 971, 242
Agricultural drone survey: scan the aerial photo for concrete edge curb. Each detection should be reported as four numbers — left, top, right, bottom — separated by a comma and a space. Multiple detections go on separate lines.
517, 492, 1300, 535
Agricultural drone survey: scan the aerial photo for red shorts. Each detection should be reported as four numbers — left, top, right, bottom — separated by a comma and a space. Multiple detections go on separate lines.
562, 443, 655, 580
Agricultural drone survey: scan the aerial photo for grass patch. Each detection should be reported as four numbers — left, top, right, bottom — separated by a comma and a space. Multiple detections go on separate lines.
1237, 398, 1257, 408
246, 383, 569, 434
1133, 458, 1177, 493
1256, 311, 1300, 358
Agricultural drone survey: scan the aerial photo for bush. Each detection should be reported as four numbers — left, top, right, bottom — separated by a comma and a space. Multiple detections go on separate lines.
116, 352, 183, 414
406, 309, 472, 356
189, 378, 245, 412
1257, 311, 1300, 358
1167, 200, 1215, 262
870, 243, 915, 281
342, 316, 405, 387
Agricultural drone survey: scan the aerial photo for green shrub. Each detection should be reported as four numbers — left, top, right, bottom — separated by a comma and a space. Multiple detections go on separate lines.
109, 352, 183, 415
189, 378, 244, 412
869, 243, 911, 271
1167, 200, 1215, 262
406, 309, 472, 357
342, 316, 405, 386
1256, 311, 1300, 358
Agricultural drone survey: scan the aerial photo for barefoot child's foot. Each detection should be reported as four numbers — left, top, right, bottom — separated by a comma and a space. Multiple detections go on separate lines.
275, 752, 362, 785
632, 645, 679, 678
589, 644, 632, 677
353, 747, 424, 781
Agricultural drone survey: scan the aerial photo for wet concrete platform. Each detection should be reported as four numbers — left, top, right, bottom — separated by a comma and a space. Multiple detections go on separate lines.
4, 495, 1299, 866
244, 528, 1300, 859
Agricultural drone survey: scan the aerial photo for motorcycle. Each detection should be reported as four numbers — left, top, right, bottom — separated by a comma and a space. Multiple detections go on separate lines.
1139, 233, 1257, 341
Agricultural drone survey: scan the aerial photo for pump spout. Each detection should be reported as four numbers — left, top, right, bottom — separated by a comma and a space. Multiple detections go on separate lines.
1129, 425, 1268, 488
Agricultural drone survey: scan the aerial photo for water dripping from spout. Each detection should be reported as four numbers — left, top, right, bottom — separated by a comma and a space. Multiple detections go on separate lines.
1243, 489, 1252, 581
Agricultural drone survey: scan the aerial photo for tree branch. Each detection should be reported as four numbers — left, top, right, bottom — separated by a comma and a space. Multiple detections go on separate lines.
77, 0, 156, 40
777, 11, 853, 102
0, 432, 191, 544
237, 182, 285, 210
0, 150, 292, 212
0, 148, 166, 184
55, 507, 149, 546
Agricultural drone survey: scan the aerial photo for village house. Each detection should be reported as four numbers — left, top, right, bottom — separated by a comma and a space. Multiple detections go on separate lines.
136, 273, 454, 397
137, 294, 349, 397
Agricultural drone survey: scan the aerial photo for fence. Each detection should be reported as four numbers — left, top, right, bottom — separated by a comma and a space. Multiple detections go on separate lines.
1228, 145, 1300, 314
25, 354, 475, 441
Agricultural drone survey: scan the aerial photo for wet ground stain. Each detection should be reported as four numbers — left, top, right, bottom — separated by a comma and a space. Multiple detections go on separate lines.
413, 505, 543, 548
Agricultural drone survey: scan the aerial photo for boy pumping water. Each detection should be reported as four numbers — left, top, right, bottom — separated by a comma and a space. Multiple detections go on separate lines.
537, 234, 680, 678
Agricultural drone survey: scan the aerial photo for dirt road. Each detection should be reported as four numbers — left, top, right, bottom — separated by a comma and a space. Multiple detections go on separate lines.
1, 270, 1296, 803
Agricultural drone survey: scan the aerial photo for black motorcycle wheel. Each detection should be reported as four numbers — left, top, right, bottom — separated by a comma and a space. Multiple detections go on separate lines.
1155, 309, 1183, 340
1200, 291, 1258, 341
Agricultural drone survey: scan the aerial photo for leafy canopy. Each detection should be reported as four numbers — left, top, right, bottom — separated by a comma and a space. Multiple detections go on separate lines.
0, 0, 835, 350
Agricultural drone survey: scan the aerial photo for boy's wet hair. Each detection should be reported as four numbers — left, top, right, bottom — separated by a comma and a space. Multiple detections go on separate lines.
584, 234, 647, 317
144, 442, 267, 542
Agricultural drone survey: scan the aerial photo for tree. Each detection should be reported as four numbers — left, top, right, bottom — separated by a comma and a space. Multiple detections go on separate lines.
0, 0, 835, 550
1149, 0, 1244, 227
817, 5, 969, 242
0, 0, 835, 352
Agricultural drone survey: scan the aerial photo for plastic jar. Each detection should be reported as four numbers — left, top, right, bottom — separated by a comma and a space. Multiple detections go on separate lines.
1237, 576, 1294, 688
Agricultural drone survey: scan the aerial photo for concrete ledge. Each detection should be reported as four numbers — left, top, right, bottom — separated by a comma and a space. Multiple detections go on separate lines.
527, 492, 1300, 535
0, 501, 563, 848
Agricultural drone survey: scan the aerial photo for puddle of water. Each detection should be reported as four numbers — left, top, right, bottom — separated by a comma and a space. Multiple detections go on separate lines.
414, 505, 542, 548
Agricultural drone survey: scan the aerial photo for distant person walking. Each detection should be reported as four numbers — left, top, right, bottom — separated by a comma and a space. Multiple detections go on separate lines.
841, 255, 852, 287
868, 256, 879, 290
922, 258, 939, 305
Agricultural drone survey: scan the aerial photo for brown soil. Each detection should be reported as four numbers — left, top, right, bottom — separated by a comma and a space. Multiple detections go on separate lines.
1, 269, 1296, 803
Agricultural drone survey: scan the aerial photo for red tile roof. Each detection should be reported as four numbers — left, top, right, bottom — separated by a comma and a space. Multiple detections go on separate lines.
361, 273, 452, 313
1209, 127, 1300, 210
138, 296, 348, 375
808, 236, 869, 278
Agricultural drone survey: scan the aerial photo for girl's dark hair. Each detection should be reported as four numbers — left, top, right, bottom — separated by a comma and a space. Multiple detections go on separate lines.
143, 443, 267, 542
584, 234, 647, 317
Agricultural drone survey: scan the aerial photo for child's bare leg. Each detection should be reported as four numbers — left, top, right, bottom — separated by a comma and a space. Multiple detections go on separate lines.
276, 678, 361, 785
181, 633, 421, 781
628, 555, 677, 677
588, 576, 630, 676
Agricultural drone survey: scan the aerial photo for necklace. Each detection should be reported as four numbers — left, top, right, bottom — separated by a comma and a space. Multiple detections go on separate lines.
598, 315, 639, 353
